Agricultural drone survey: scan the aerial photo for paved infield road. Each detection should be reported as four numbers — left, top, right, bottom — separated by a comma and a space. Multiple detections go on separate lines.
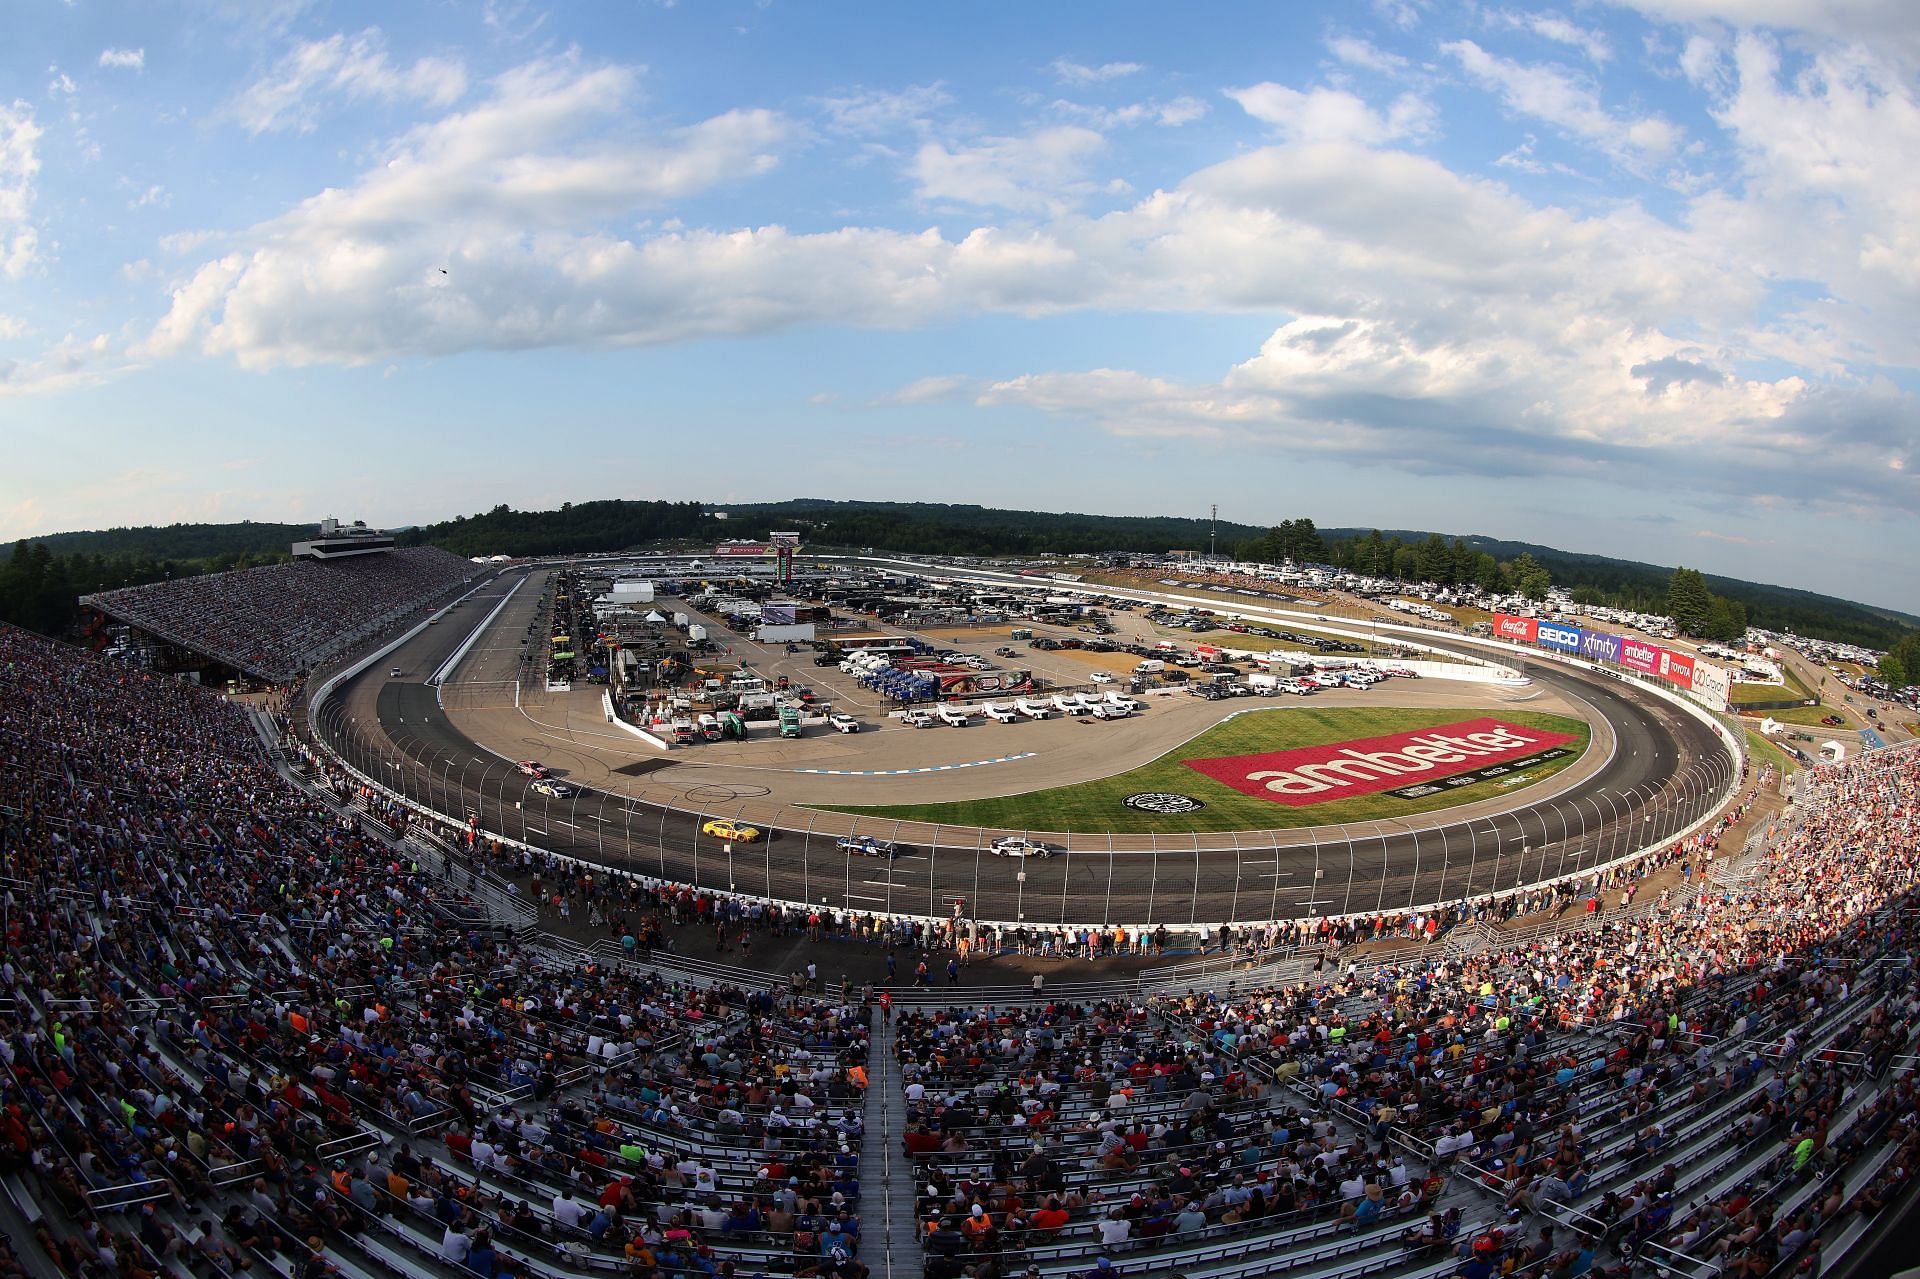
320, 569, 1732, 928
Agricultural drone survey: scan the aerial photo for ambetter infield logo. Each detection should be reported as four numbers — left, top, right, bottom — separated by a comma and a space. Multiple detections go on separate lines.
1184, 717, 1580, 807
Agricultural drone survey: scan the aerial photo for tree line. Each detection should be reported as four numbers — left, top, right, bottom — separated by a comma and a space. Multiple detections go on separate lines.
0, 541, 285, 636
3, 499, 1912, 651
1234, 521, 1554, 601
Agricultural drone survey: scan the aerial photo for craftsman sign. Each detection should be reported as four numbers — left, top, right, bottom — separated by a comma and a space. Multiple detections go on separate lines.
1184, 717, 1580, 807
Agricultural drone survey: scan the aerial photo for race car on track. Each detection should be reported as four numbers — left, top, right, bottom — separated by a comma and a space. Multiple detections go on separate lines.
701, 818, 763, 844
515, 760, 549, 778
990, 837, 1063, 859
531, 779, 577, 798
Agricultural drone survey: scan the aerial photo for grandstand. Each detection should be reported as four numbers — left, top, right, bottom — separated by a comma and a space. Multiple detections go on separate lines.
80, 541, 481, 683
1, 608, 1918, 1279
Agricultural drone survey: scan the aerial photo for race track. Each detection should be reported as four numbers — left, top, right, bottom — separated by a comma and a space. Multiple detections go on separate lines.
318, 569, 1734, 928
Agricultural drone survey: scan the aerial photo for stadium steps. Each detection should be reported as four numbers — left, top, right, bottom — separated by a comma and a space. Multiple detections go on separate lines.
868, 1010, 921, 1279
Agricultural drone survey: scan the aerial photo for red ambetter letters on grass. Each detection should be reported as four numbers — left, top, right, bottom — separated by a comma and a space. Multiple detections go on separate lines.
1184, 717, 1580, 806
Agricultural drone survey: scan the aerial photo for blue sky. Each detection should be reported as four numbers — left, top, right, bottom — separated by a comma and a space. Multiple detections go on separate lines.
3, 0, 1918, 611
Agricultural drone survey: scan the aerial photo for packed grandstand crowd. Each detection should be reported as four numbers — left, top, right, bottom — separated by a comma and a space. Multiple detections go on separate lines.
3, 602, 1920, 1279
83, 548, 479, 683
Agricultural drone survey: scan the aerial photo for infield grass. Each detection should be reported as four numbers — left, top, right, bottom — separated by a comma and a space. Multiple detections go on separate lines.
1744, 729, 1796, 777
824, 705, 1590, 834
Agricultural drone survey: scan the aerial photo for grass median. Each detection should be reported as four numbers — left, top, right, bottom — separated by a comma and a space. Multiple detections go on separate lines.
823, 705, 1590, 834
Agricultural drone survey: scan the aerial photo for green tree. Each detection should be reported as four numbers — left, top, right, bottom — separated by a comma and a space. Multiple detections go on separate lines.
1705, 595, 1747, 642
1666, 567, 1715, 635
1415, 533, 1453, 584
1508, 552, 1552, 601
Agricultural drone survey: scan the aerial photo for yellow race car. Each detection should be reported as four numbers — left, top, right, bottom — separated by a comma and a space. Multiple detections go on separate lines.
701, 818, 763, 844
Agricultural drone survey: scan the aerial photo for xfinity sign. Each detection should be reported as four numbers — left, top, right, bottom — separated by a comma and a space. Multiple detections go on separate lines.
1537, 623, 1584, 653
1185, 717, 1581, 807
1580, 631, 1622, 663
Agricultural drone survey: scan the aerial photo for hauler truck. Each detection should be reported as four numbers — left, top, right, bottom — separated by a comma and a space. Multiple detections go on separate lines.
778, 706, 803, 738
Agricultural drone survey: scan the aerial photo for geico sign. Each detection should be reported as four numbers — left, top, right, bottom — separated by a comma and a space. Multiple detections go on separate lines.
1537, 624, 1583, 652
1185, 717, 1580, 807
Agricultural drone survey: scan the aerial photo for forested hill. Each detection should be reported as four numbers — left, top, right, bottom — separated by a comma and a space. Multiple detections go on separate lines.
6, 499, 1914, 647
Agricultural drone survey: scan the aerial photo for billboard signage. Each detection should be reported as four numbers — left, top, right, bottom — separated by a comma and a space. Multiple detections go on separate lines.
1185, 716, 1581, 807
1579, 630, 1623, 664
1689, 661, 1730, 710
1493, 613, 1538, 643
1536, 622, 1584, 653
713, 542, 771, 558
1658, 648, 1696, 690
761, 604, 796, 626
1619, 638, 1662, 674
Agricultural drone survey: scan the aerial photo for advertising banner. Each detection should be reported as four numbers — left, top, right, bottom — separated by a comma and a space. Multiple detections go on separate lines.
1579, 630, 1623, 664
1619, 637, 1662, 674
1536, 622, 1585, 653
1689, 661, 1731, 710
1658, 648, 1696, 690
1185, 716, 1581, 807
1493, 613, 1538, 643
713, 542, 771, 558
1195, 645, 1222, 660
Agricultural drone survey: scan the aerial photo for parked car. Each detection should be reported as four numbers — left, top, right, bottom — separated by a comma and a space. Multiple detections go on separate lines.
1821, 715, 1845, 727
990, 837, 1063, 859
701, 818, 763, 844
1090, 671, 1116, 684
829, 714, 861, 733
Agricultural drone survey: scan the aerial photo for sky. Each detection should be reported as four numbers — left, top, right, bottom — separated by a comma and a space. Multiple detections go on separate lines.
2, 1, 1918, 613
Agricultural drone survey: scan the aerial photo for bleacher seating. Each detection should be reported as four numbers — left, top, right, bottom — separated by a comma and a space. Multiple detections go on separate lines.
2, 614, 1918, 1279
86, 547, 479, 681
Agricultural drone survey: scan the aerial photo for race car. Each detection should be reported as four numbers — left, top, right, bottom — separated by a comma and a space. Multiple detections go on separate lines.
515, 760, 549, 778
531, 779, 577, 798
701, 818, 763, 844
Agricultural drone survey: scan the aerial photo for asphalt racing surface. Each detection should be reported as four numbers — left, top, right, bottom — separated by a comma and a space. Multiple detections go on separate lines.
320, 571, 1731, 929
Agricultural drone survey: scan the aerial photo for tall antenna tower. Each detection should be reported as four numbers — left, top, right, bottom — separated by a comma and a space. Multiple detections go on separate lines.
1209, 504, 1217, 559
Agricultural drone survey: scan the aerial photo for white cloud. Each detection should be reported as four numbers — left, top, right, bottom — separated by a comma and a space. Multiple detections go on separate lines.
146, 56, 793, 365
1444, 40, 1681, 162
1052, 95, 1207, 129
1618, 0, 1920, 68
1327, 36, 1408, 74
817, 83, 950, 136
910, 126, 1107, 212
1229, 84, 1435, 145
228, 28, 468, 134
1050, 58, 1144, 86
128, 184, 168, 210
97, 48, 145, 70
1486, 10, 1612, 64
47, 71, 77, 97
0, 331, 120, 397
0, 100, 43, 279
1691, 35, 1920, 368
0, 314, 28, 340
